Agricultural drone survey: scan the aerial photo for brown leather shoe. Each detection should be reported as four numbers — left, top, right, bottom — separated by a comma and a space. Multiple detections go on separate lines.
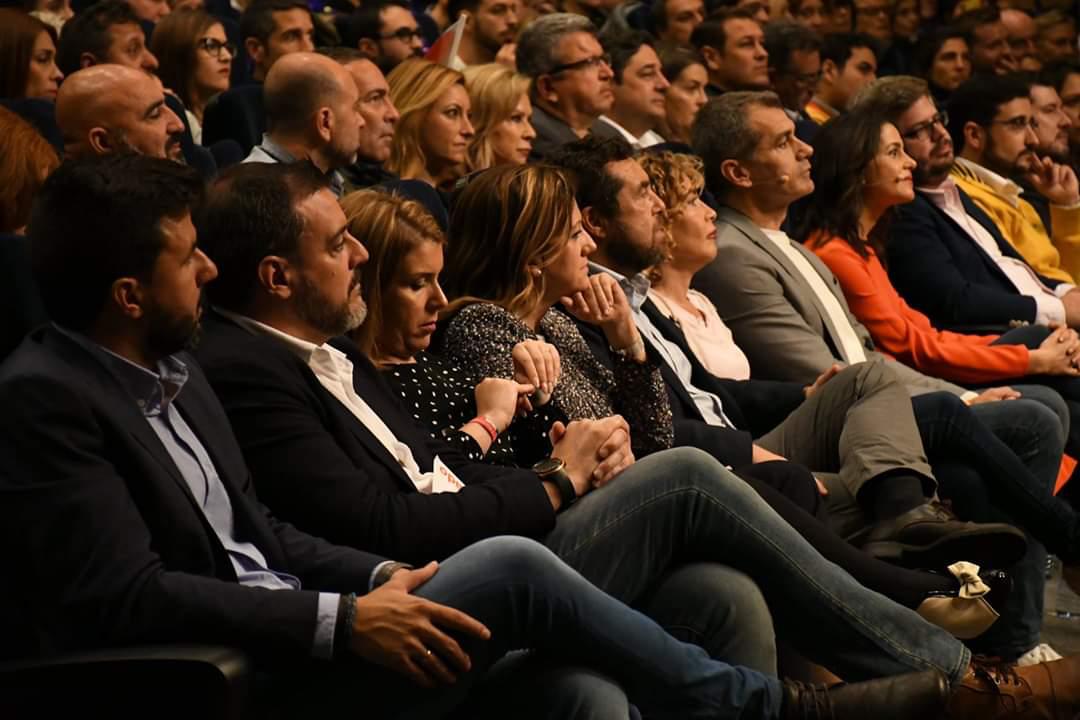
782, 669, 948, 720
948, 656, 1080, 719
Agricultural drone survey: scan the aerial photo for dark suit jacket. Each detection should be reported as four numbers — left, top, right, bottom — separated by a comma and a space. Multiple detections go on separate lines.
563, 302, 806, 468
885, 188, 1062, 330
201, 83, 265, 155
0, 325, 383, 661
194, 313, 555, 565
0, 233, 47, 362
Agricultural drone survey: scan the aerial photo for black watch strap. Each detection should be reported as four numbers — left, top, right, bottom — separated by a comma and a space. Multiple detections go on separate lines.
546, 468, 577, 510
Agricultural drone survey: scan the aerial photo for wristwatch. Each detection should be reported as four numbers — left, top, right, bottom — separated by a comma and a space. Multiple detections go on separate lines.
533, 457, 577, 510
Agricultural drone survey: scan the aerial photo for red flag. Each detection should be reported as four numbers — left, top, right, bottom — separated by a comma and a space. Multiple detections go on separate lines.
425, 15, 467, 70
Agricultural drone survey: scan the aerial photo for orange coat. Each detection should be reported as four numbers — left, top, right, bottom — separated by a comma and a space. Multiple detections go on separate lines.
809, 233, 1030, 384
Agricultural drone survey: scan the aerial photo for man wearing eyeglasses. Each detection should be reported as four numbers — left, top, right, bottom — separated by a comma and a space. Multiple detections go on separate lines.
517, 13, 614, 159
344, 0, 424, 74
853, 75, 1080, 336
764, 20, 822, 140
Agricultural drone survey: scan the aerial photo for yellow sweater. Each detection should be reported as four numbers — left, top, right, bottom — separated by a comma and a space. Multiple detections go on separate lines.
951, 158, 1080, 284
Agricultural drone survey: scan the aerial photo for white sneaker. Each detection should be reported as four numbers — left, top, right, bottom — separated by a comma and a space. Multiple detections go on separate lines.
1016, 643, 1063, 666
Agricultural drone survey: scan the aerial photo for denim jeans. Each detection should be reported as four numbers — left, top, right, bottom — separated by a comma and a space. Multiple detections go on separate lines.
299, 536, 785, 720
545, 447, 971, 685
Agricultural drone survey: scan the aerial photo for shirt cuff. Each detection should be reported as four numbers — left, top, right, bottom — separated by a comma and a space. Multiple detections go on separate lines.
960, 391, 979, 405
1034, 293, 1067, 326
1054, 283, 1076, 298
312, 592, 340, 660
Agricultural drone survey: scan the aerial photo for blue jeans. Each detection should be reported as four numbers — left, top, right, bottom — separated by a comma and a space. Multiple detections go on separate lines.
545, 448, 971, 685
306, 536, 784, 720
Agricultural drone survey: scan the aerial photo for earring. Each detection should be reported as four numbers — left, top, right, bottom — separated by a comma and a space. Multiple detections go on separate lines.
530, 267, 542, 277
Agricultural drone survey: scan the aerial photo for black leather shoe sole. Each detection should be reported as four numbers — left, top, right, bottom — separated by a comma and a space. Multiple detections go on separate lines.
862, 527, 1027, 570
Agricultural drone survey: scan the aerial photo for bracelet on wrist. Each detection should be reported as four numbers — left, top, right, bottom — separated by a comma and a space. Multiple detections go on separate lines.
611, 337, 646, 362
468, 415, 499, 443
334, 592, 357, 660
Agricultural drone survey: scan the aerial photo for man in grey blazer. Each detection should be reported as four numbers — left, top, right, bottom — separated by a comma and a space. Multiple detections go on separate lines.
691, 89, 1072, 665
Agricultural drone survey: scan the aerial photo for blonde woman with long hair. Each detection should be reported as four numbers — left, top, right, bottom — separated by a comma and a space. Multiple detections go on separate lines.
386, 58, 474, 188
463, 63, 536, 170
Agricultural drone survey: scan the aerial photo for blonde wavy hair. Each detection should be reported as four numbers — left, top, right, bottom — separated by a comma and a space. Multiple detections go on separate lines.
339, 189, 446, 363
386, 58, 466, 180
463, 63, 532, 172
443, 164, 576, 319
637, 151, 705, 281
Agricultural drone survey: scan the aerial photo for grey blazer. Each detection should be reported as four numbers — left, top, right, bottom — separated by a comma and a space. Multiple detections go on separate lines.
693, 206, 966, 397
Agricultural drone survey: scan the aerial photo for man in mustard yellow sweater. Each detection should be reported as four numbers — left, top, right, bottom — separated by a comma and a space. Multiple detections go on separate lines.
947, 74, 1080, 283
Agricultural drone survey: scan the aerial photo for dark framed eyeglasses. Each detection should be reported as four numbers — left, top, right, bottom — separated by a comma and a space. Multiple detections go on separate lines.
548, 53, 611, 76
196, 37, 236, 59
901, 111, 948, 142
989, 115, 1038, 132
380, 27, 424, 42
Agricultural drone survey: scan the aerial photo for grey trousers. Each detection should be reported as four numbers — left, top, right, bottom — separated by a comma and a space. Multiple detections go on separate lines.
756, 360, 936, 500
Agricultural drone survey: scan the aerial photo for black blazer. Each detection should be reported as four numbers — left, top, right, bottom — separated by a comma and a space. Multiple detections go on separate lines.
885, 189, 1059, 330
564, 301, 806, 467
194, 313, 555, 565
0, 325, 383, 661
201, 83, 265, 155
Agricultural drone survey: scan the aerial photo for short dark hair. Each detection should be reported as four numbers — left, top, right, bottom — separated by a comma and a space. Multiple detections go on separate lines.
56, 0, 142, 76
549, 135, 637, 220
947, 73, 1031, 154
317, 45, 368, 64
764, 20, 822, 73
820, 32, 877, 69
343, 0, 410, 48
447, 0, 480, 24
29, 154, 204, 332
196, 162, 330, 312
1039, 60, 1080, 95
692, 90, 784, 196
953, 6, 1001, 47
598, 27, 653, 84
240, 0, 310, 45
911, 26, 967, 81
690, 6, 759, 55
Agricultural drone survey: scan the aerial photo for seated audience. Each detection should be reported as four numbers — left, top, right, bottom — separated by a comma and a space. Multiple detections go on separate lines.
243, 52, 364, 197
650, 0, 706, 47
441, 137, 1027, 571
128, 0, 170, 23
516, 13, 614, 159
826, 0, 852, 34
881, 0, 919, 75
852, 76, 1080, 336
151, 8, 234, 144
688, 90, 1077, 661
387, 58, 473, 189
0, 9, 63, 101
763, 21, 821, 132
804, 32, 878, 125
56, 64, 184, 160
955, 7, 1017, 77
689, 7, 769, 95
1001, 8, 1040, 72
1035, 10, 1077, 68
447, 0, 519, 66
946, 74, 1080, 285
911, 27, 971, 105
0, 106, 55, 359
463, 63, 536, 170
186, 161, 1022, 700
0, 152, 878, 720
201, 0, 314, 152
788, 0, 826, 34
655, 42, 708, 145
343, 0, 424, 74
593, 29, 669, 148
1030, 72, 1074, 168
852, 0, 890, 44
1043, 61, 1080, 168
799, 109, 1080, 587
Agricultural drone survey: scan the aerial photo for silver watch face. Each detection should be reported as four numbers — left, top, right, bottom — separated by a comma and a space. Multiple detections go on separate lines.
533, 457, 564, 475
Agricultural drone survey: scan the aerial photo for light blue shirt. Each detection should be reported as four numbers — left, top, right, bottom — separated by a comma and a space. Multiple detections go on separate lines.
58, 327, 340, 659
244, 133, 346, 198
589, 263, 735, 428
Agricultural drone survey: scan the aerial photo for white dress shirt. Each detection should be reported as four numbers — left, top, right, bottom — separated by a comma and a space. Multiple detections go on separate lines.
223, 311, 463, 494
760, 229, 868, 364
596, 116, 665, 149
921, 170, 1072, 326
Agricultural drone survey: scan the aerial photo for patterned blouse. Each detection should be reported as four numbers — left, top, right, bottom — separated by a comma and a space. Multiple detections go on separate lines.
435, 302, 674, 457
380, 351, 565, 468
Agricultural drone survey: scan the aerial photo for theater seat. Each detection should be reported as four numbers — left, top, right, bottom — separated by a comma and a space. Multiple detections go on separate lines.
0, 645, 252, 719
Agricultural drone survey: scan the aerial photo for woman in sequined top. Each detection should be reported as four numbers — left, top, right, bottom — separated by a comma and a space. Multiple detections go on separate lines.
341, 188, 565, 467
435, 163, 675, 458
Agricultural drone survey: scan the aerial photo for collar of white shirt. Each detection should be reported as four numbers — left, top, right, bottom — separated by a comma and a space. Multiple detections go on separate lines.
596, 116, 665, 149
954, 156, 1023, 208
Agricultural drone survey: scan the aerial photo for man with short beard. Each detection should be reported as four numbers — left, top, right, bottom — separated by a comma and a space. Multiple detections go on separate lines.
447, 0, 520, 66
56, 64, 185, 162
1021, 75, 1075, 233
946, 74, 1080, 285
243, 52, 366, 197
